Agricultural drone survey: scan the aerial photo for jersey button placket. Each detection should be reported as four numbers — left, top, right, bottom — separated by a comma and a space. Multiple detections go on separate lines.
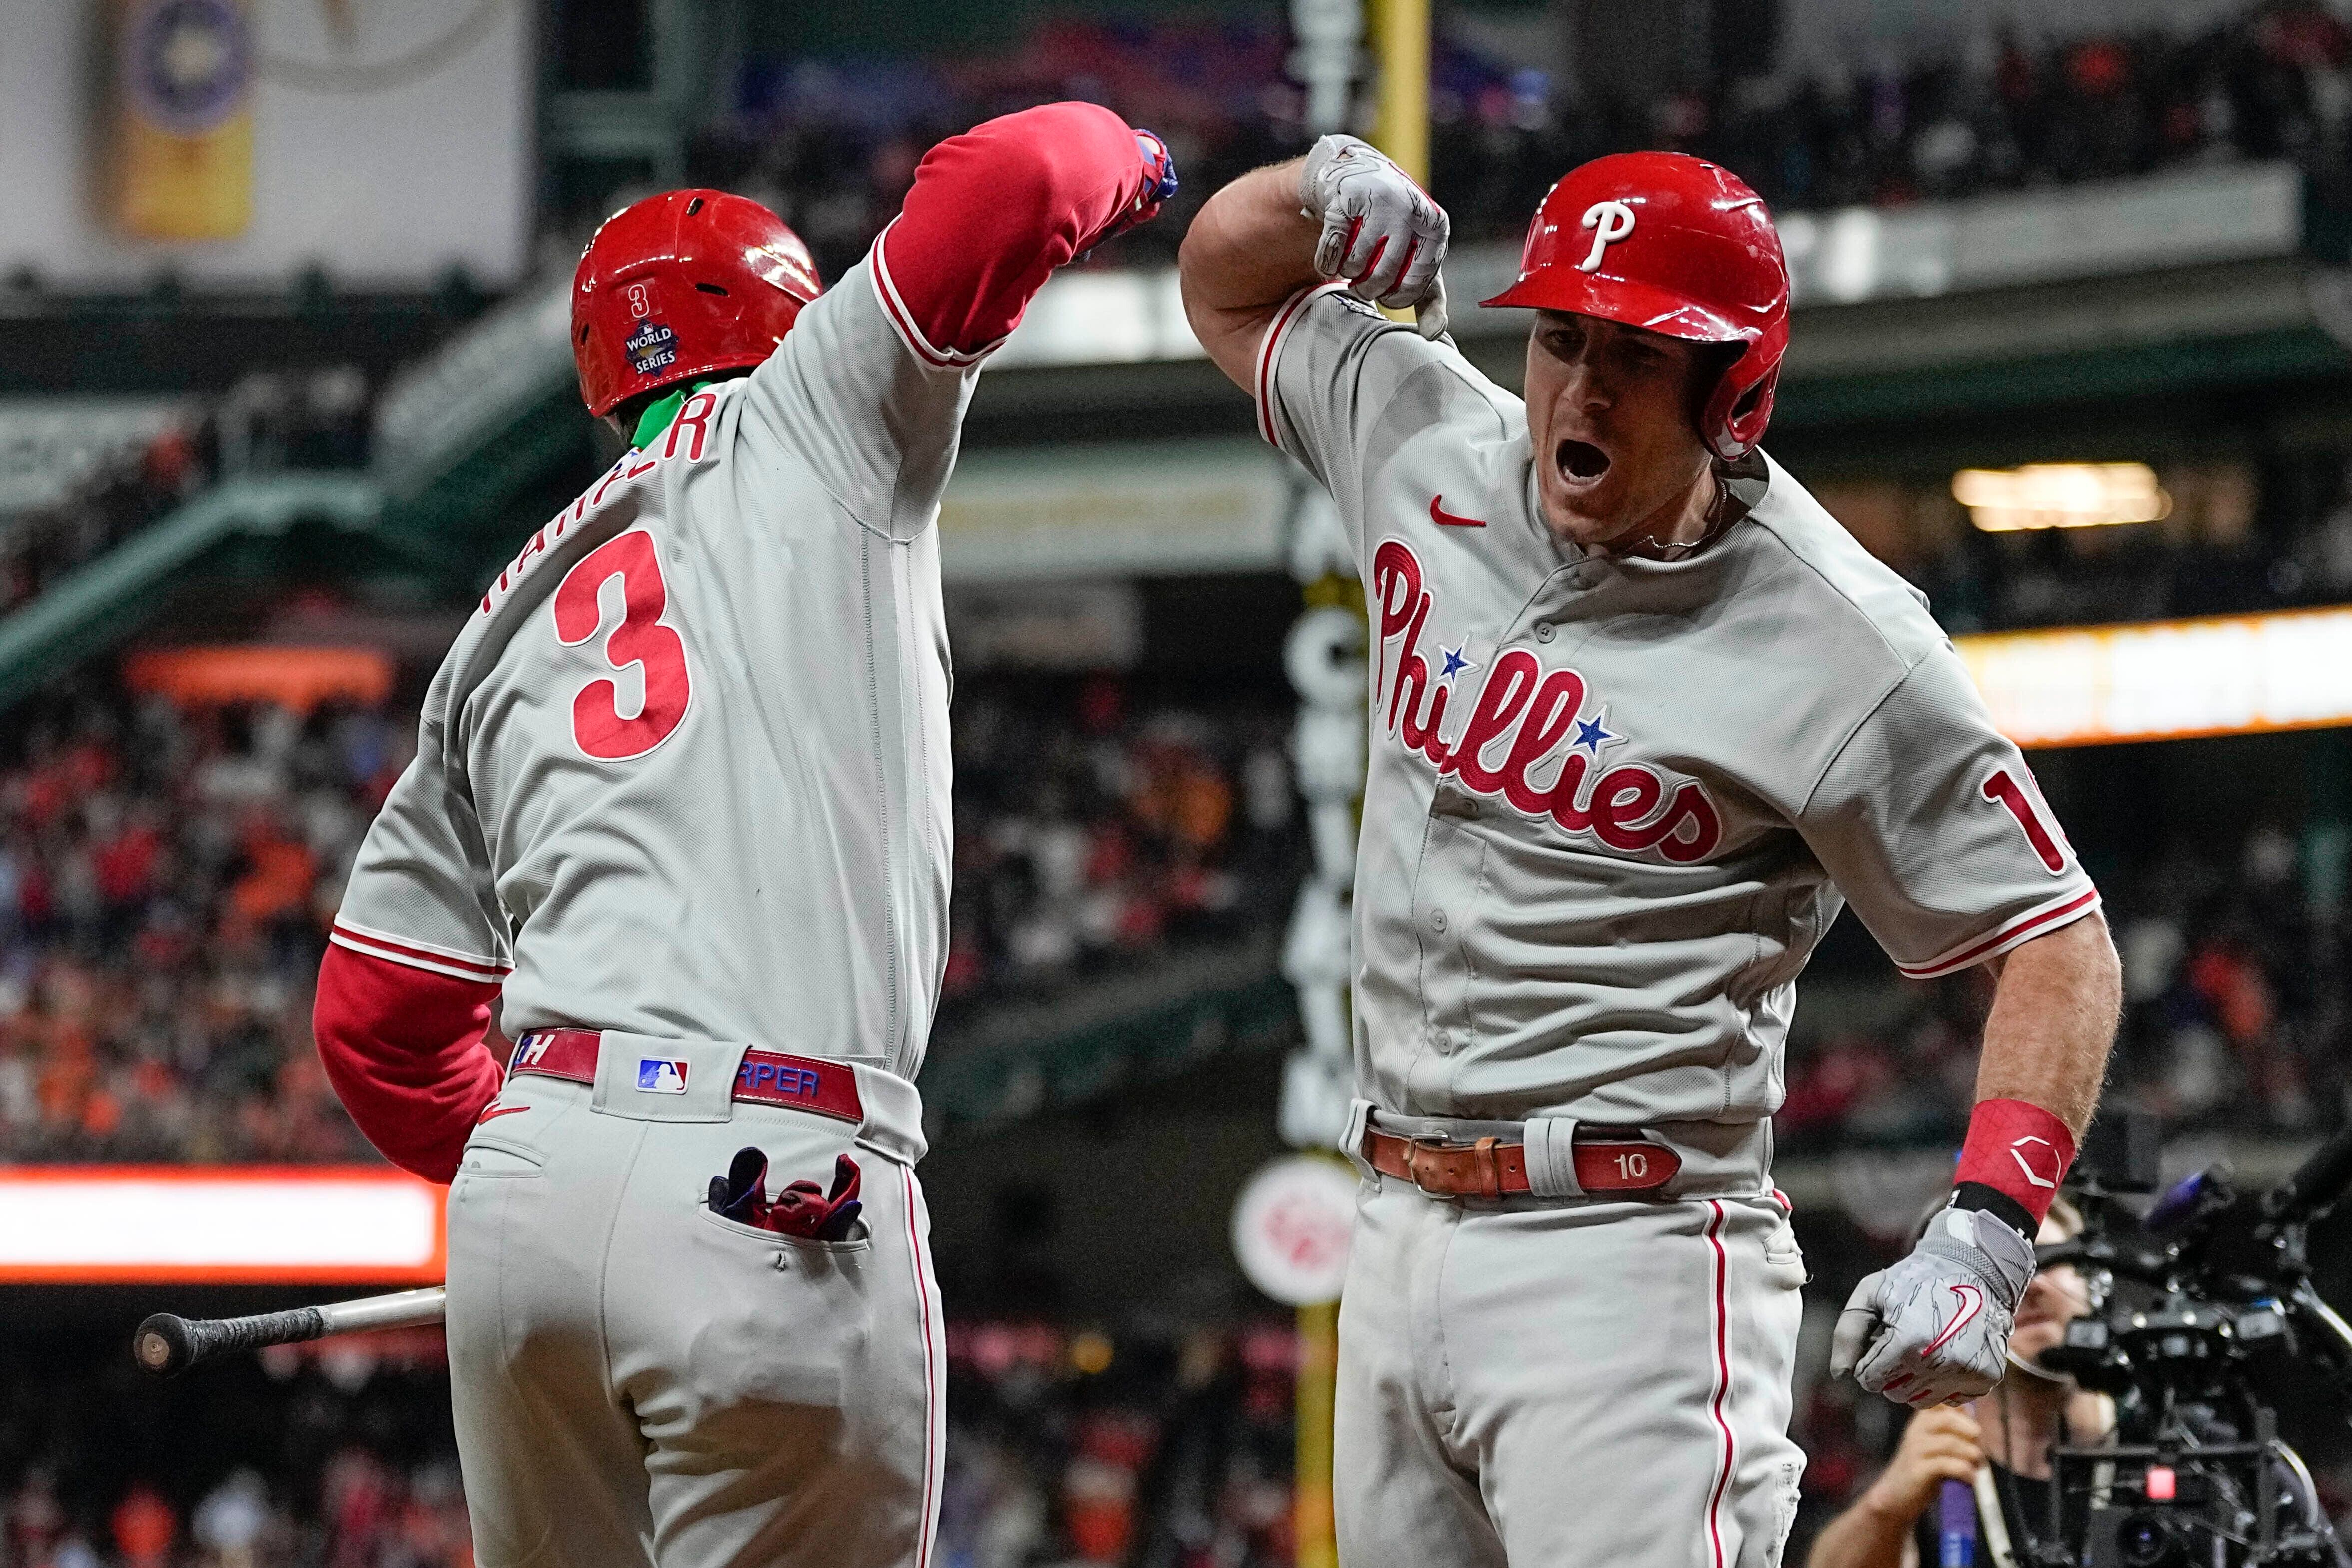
1534, 622, 1555, 644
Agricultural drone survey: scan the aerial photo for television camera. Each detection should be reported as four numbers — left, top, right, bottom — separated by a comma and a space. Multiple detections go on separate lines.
2018, 1111, 2352, 1567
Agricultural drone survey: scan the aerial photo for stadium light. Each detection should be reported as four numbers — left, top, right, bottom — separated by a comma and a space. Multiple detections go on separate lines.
0, 1167, 446, 1284
1952, 462, 2171, 532
1955, 606, 2352, 747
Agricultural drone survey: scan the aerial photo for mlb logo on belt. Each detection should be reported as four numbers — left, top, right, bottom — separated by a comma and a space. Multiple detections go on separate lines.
637, 1058, 691, 1094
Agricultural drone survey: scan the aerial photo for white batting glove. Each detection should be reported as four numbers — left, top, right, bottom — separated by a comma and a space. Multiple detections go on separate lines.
1831, 1204, 2037, 1407
1298, 134, 1451, 339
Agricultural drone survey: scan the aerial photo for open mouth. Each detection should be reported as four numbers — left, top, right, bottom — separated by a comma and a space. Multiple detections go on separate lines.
1556, 439, 1611, 483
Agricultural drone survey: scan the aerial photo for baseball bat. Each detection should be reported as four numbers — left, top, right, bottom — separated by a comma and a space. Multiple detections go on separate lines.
132, 1286, 447, 1378
1938, 1478, 1977, 1567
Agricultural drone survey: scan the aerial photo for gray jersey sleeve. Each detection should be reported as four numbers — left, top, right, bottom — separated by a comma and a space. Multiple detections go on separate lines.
742, 250, 983, 543
1798, 645, 2100, 979
331, 736, 513, 984
1256, 283, 1450, 547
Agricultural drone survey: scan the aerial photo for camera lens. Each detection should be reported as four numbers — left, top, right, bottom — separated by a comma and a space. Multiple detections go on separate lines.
2117, 1512, 2193, 1568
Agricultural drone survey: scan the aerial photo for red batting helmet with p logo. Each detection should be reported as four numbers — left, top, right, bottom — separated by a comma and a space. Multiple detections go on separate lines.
1484, 152, 1790, 461
572, 190, 823, 418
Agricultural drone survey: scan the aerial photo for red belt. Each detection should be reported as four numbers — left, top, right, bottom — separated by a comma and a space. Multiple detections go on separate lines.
1361, 1125, 1680, 1199
509, 1029, 865, 1125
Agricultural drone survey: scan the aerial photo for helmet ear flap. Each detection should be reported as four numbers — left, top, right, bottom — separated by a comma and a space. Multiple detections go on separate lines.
1701, 353, 1778, 461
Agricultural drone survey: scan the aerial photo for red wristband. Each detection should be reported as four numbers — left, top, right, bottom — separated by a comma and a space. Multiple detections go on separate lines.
1953, 1098, 2077, 1225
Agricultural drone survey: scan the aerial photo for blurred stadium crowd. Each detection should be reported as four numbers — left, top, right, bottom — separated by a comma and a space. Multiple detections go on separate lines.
678, 0, 2352, 279
0, 672, 1295, 1163
2, 670, 2342, 1166
1779, 855, 2351, 1159
1, 371, 370, 620
0, 1320, 1299, 1568
1902, 459, 2352, 634
33, 420, 2352, 698
9, 1, 2352, 1565
6, 452, 2349, 1166
943, 682, 1295, 1013
7, 1272, 2351, 1568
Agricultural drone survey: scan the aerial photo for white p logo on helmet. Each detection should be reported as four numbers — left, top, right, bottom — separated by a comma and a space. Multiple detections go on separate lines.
1578, 201, 1637, 272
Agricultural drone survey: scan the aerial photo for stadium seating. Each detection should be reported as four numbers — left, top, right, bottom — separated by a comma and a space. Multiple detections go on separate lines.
10, 2, 2352, 1563
0, 676, 1298, 1165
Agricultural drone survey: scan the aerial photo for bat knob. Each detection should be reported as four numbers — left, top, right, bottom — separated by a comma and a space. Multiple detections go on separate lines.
132, 1314, 194, 1377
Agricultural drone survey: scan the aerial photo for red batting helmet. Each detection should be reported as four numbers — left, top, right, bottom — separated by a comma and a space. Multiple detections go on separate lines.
571, 190, 822, 418
1484, 152, 1789, 461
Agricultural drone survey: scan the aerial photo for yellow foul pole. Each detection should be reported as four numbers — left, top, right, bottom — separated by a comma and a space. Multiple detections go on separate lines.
1370, 0, 1431, 183
1294, 1294, 1341, 1568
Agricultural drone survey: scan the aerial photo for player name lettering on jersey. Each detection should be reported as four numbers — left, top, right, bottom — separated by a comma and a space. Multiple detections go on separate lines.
478, 388, 725, 618
1371, 538, 1723, 863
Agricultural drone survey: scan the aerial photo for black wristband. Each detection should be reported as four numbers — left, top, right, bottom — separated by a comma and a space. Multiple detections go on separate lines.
1954, 1181, 2038, 1241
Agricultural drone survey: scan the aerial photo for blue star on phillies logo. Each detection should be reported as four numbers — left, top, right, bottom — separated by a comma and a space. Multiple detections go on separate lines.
1572, 707, 1622, 756
637, 1058, 690, 1094
1366, 538, 1727, 866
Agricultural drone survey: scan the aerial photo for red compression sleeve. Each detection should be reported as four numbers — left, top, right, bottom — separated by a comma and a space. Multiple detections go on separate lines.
313, 943, 503, 1184
878, 101, 1158, 358
1953, 1097, 2078, 1228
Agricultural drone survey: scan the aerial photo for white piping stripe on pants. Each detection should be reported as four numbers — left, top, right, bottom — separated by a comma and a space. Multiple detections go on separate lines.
903, 1164, 943, 1568
1332, 1181, 1808, 1568
1702, 1198, 1736, 1568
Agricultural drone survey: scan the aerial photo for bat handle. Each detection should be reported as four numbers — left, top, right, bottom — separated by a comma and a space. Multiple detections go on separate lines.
131, 1287, 447, 1377
1938, 1477, 1978, 1567
133, 1307, 329, 1378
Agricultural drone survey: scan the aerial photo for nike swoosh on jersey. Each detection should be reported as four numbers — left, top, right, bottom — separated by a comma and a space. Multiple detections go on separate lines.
1921, 1283, 1985, 1357
476, 1104, 530, 1125
1429, 496, 1486, 528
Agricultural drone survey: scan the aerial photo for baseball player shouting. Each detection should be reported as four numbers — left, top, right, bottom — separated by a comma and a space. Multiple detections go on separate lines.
1180, 141, 2121, 1567
308, 107, 1175, 1567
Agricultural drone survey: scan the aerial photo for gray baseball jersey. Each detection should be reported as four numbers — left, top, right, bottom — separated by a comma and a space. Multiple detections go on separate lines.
1257, 283, 2100, 1131
337, 252, 974, 1568
1261, 282, 2095, 1568
332, 251, 963, 1087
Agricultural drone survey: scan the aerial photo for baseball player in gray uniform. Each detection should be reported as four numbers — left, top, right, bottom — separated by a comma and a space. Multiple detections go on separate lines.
310, 107, 1176, 1568
1179, 143, 2122, 1567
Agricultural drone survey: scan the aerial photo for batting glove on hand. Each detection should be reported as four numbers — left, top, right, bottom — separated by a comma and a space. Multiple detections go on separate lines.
1831, 1203, 2036, 1407
1298, 133, 1451, 339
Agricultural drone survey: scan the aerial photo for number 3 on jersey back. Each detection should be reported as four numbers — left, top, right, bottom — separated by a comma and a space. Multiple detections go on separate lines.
553, 529, 693, 760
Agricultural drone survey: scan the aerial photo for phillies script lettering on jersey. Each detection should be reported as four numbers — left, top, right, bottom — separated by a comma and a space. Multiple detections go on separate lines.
1370, 538, 1722, 862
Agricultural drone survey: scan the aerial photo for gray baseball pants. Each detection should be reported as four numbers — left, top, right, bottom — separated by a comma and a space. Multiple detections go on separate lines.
1335, 1160, 1806, 1568
442, 1035, 942, 1568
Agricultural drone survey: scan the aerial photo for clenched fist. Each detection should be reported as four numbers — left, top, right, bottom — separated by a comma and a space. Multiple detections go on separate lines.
1297, 134, 1451, 339
1832, 1204, 2037, 1408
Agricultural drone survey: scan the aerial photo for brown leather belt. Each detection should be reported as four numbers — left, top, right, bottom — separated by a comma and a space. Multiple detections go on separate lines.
1361, 1125, 1681, 1199
509, 1028, 865, 1125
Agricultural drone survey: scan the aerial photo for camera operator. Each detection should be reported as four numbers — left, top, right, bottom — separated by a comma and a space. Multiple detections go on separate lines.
1808, 1200, 2106, 1568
